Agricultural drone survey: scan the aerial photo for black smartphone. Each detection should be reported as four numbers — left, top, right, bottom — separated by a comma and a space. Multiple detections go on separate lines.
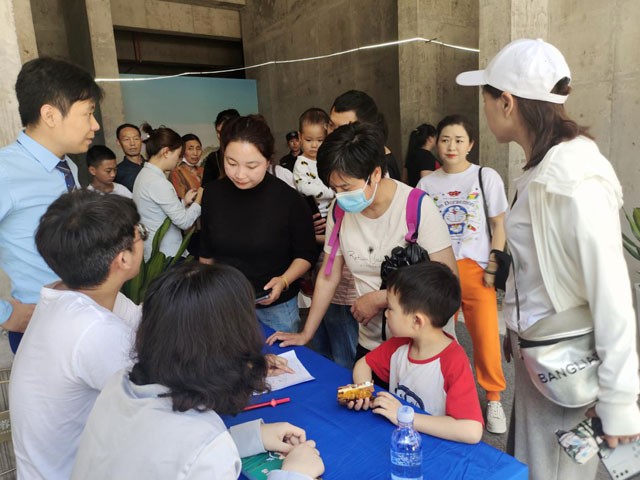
255, 288, 272, 304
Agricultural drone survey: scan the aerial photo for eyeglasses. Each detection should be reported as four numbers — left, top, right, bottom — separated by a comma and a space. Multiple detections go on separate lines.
135, 223, 149, 242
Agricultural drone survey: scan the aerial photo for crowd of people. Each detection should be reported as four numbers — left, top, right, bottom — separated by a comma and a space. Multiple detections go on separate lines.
0, 37, 639, 480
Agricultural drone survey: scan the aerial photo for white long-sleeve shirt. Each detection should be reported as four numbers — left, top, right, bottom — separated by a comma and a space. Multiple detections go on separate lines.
293, 155, 334, 217
72, 372, 311, 480
504, 136, 640, 436
133, 163, 201, 260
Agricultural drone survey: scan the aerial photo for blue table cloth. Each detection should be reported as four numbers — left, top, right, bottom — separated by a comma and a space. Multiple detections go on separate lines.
224, 330, 528, 480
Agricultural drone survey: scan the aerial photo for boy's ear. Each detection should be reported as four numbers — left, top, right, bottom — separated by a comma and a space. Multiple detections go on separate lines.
413, 312, 428, 329
88, 166, 97, 176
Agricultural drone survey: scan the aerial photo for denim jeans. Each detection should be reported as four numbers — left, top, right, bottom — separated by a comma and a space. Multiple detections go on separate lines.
312, 303, 359, 369
255, 296, 301, 333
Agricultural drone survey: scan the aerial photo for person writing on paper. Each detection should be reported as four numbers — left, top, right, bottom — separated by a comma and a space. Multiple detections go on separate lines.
72, 262, 323, 480
348, 262, 483, 445
456, 38, 640, 478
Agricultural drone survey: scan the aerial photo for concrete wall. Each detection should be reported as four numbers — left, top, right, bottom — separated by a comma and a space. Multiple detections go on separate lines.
548, 0, 640, 279
110, 0, 242, 40
398, 0, 479, 166
240, 0, 401, 159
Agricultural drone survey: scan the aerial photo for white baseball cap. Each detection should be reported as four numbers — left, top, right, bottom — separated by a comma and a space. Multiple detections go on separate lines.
456, 38, 571, 104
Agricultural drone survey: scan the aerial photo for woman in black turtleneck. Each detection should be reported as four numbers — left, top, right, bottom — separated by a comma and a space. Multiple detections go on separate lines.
199, 115, 317, 333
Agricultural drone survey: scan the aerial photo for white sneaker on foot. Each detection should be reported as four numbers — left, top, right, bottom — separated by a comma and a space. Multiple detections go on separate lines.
486, 401, 507, 434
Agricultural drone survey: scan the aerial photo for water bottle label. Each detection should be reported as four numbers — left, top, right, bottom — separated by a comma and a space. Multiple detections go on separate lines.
390, 451, 422, 480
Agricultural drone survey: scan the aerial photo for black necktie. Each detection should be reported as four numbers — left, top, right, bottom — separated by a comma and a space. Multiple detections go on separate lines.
55, 160, 77, 193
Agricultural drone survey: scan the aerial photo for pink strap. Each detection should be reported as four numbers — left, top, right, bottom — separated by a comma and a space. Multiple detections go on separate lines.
324, 204, 345, 276
405, 188, 425, 243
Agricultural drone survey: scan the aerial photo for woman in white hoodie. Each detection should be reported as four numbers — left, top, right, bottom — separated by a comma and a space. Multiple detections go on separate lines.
456, 38, 640, 480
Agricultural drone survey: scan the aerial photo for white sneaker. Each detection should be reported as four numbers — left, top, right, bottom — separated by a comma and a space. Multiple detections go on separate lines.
486, 401, 507, 434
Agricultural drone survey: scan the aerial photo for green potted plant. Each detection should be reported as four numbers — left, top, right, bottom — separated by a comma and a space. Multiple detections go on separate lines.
121, 217, 194, 304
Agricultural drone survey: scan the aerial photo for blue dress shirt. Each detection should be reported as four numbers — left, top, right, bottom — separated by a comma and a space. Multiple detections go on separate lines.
0, 131, 79, 348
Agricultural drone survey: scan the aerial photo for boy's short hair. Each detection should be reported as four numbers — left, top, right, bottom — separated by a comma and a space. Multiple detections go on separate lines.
387, 262, 461, 328
16, 57, 103, 127
298, 108, 329, 133
116, 123, 141, 140
86, 145, 117, 169
35, 191, 140, 290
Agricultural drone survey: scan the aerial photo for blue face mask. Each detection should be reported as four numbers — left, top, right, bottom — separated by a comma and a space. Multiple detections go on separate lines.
335, 176, 378, 213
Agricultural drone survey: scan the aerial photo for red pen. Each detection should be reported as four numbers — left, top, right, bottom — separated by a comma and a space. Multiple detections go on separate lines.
243, 397, 291, 411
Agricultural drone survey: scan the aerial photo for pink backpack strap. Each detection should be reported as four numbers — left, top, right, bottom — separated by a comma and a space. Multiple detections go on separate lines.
324, 203, 345, 276
405, 188, 426, 243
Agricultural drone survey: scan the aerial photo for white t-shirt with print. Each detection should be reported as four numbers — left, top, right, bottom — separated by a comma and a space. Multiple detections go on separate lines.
9, 287, 141, 480
87, 182, 133, 199
323, 180, 451, 350
417, 164, 508, 267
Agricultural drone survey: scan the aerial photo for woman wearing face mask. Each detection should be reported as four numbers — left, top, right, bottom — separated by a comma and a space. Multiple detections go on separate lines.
199, 115, 317, 333
267, 122, 457, 363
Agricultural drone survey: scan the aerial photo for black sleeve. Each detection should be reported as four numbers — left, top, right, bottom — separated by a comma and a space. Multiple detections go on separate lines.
417, 151, 437, 172
384, 152, 402, 180
288, 194, 319, 265
198, 186, 215, 259
202, 152, 221, 187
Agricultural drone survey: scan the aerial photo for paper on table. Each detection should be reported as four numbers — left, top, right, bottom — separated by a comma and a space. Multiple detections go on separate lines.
265, 350, 314, 391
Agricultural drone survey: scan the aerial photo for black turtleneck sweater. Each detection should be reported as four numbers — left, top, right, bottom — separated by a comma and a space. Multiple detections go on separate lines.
200, 174, 317, 305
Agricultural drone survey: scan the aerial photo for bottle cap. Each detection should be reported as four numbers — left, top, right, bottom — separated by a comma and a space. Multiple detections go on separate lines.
397, 405, 414, 423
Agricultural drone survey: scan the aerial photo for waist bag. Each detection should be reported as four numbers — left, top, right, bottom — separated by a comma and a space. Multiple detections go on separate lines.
518, 304, 599, 408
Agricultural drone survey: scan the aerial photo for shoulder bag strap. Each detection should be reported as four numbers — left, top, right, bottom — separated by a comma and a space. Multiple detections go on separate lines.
405, 188, 426, 243
478, 166, 493, 241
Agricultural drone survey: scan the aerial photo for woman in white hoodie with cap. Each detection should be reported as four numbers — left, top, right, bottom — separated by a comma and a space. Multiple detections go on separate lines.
457, 38, 640, 479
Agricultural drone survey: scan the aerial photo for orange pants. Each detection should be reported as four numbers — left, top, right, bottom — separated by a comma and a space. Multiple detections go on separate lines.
456, 258, 506, 401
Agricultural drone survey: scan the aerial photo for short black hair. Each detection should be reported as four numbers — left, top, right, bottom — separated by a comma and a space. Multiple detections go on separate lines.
35, 191, 139, 289
331, 90, 388, 141
116, 123, 141, 140
316, 122, 385, 187
86, 145, 117, 168
387, 262, 461, 328
129, 262, 268, 415
181, 133, 201, 145
15, 57, 103, 127
298, 107, 329, 133
215, 109, 240, 128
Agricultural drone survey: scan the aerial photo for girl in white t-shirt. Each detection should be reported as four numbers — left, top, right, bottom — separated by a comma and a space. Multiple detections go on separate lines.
267, 122, 457, 374
417, 114, 508, 434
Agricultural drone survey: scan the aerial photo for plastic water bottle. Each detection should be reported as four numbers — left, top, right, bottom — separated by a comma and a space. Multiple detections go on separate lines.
390, 405, 423, 480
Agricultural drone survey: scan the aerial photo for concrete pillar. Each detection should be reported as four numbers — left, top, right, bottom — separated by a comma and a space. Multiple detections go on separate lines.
478, 0, 549, 196
84, 0, 126, 155
398, 0, 479, 169
0, 0, 36, 147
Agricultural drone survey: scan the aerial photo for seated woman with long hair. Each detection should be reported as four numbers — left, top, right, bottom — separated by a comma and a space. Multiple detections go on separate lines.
72, 262, 323, 479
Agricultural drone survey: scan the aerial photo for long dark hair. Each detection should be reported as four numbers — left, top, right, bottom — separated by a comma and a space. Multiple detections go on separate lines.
140, 122, 183, 158
483, 78, 591, 169
130, 262, 268, 414
405, 123, 436, 167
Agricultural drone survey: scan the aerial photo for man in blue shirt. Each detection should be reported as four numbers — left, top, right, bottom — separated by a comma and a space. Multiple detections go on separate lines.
0, 57, 102, 352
